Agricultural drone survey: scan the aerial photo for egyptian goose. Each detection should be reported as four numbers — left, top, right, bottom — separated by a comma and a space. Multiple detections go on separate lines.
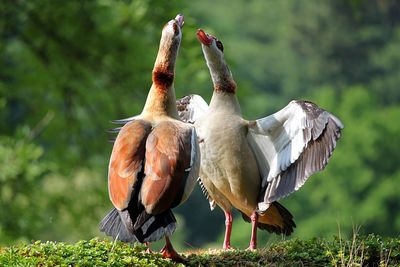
100, 15, 199, 261
177, 29, 343, 250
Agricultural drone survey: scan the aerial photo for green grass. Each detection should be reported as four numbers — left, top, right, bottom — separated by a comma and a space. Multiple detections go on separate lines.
0, 235, 399, 266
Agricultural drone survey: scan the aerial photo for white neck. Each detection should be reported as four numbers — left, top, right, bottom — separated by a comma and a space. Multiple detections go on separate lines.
205, 53, 233, 84
209, 90, 242, 115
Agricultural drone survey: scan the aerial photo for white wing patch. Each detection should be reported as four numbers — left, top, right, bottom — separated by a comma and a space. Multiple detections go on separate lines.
247, 100, 343, 212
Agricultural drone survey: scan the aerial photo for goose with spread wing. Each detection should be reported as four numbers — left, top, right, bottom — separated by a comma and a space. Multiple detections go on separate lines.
99, 15, 199, 262
177, 29, 343, 250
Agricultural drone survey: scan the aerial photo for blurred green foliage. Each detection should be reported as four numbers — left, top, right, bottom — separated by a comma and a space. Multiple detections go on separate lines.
1, 0, 400, 250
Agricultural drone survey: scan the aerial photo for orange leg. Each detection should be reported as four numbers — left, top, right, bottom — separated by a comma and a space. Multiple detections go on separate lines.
248, 211, 258, 250
144, 242, 152, 253
223, 211, 233, 250
159, 236, 185, 263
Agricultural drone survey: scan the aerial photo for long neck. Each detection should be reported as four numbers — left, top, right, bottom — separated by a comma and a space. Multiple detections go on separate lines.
206, 55, 240, 113
142, 35, 180, 118
209, 90, 242, 115
206, 59, 236, 94
153, 35, 179, 76
142, 84, 179, 118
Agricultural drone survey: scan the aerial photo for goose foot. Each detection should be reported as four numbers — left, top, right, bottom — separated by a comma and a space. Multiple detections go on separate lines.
159, 236, 186, 263
144, 242, 153, 253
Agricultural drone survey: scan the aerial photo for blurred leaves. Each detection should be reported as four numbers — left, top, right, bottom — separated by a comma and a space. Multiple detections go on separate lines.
0, 131, 53, 243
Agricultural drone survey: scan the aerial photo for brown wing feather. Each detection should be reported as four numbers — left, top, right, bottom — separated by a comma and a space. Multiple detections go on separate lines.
108, 120, 152, 210
141, 121, 193, 215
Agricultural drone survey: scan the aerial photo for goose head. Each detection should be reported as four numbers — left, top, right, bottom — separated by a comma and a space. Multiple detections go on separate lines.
197, 29, 236, 93
153, 14, 184, 88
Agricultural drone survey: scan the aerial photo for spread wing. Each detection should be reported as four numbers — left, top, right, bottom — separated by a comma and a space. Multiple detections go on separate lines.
247, 100, 344, 212
140, 121, 199, 214
176, 94, 209, 124
108, 119, 152, 210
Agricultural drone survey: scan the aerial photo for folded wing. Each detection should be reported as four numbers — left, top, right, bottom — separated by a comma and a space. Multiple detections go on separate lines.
247, 100, 343, 212
108, 120, 152, 210
141, 121, 199, 214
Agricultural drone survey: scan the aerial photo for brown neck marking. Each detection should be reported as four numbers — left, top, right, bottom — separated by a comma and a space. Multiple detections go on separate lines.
152, 65, 174, 90
214, 79, 236, 94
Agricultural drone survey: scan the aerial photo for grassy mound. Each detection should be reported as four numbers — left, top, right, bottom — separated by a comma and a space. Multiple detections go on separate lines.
0, 235, 399, 266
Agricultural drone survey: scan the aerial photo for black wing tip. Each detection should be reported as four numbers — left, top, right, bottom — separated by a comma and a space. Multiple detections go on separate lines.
107, 127, 122, 133
240, 212, 293, 236
110, 117, 136, 125
133, 210, 177, 243
241, 202, 296, 236
99, 208, 177, 243
99, 208, 137, 243
273, 201, 296, 235
106, 128, 120, 143
107, 118, 135, 143
111, 120, 126, 125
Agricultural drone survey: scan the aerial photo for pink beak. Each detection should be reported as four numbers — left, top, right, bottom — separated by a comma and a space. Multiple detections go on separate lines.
197, 29, 213, 46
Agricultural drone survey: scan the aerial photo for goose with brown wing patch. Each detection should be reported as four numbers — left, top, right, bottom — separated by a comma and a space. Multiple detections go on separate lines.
100, 14, 199, 263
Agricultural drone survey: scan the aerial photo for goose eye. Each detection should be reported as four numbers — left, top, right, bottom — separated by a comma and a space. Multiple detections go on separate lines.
216, 40, 224, 52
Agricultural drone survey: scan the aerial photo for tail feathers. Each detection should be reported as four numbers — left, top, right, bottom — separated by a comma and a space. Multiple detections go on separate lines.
272, 201, 296, 235
99, 208, 137, 243
241, 202, 296, 236
133, 209, 176, 243
100, 208, 177, 243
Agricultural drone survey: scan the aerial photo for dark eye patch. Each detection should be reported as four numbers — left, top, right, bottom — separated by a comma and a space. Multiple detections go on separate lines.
216, 40, 224, 52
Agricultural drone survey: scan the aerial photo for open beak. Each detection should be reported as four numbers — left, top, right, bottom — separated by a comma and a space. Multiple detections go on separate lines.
175, 14, 184, 28
197, 29, 213, 46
